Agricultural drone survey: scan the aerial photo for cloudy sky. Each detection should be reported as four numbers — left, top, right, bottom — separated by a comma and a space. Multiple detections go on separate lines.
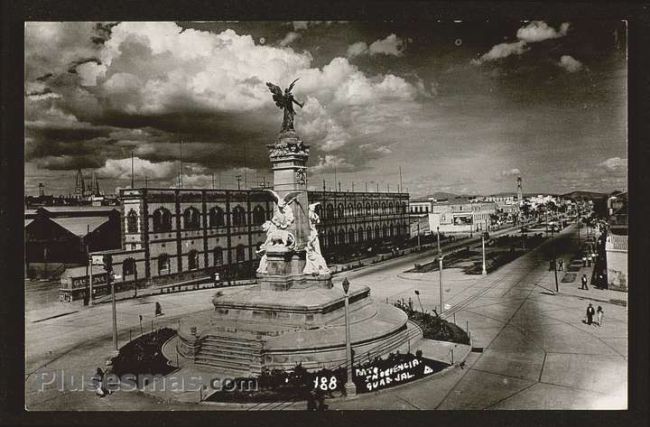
24, 20, 627, 197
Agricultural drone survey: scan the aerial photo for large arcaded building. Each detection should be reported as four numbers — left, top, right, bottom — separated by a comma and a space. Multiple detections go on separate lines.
59, 188, 409, 301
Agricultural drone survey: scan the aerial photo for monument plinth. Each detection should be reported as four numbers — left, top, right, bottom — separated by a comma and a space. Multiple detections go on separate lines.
177, 80, 416, 375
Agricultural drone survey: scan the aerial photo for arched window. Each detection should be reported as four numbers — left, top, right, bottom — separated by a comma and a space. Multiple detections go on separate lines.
209, 206, 225, 228
347, 204, 354, 217
235, 245, 246, 263
373, 202, 379, 215
365, 203, 371, 215
388, 202, 394, 214
213, 247, 223, 266
338, 229, 346, 245
158, 253, 170, 274
390, 224, 395, 237
252, 205, 266, 226
348, 228, 355, 244
153, 208, 172, 233
382, 225, 388, 238
381, 202, 387, 214
183, 207, 201, 230
123, 258, 136, 277
126, 209, 138, 233
337, 204, 344, 218
327, 230, 335, 247
358, 226, 364, 242
356, 203, 363, 217
188, 250, 199, 270
374, 225, 380, 240
232, 206, 247, 227
326, 204, 334, 220
367, 226, 372, 240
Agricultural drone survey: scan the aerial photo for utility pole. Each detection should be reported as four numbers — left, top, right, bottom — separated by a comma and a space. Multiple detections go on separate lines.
179, 140, 183, 188
481, 232, 487, 275
131, 151, 134, 189
552, 227, 559, 293
399, 166, 403, 193
322, 179, 326, 192
235, 175, 242, 191
417, 222, 421, 251
338, 182, 341, 192
437, 226, 444, 314
211, 173, 215, 190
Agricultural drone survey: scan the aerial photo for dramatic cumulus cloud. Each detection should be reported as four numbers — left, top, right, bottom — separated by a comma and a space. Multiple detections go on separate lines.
558, 55, 584, 73
25, 22, 423, 182
97, 157, 177, 180
599, 157, 627, 172
279, 31, 301, 47
471, 41, 528, 64
347, 34, 406, 57
516, 21, 569, 43
501, 168, 521, 177
472, 21, 570, 65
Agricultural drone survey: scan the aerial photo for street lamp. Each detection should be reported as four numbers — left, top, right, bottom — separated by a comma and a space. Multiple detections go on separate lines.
438, 255, 444, 315
414, 290, 424, 314
103, 254, 118, 352
481, 232, 487, 276
341, 278, 357, 397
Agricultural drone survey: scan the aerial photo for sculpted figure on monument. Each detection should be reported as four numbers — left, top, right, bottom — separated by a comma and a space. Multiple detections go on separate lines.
266, 79, 304, 132
304, 203, 330, 275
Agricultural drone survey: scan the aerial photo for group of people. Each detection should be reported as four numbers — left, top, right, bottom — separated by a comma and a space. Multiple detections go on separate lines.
585, 303, 604, 326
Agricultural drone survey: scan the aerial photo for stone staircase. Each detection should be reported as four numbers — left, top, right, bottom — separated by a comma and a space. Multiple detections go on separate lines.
194, 335, 264, 375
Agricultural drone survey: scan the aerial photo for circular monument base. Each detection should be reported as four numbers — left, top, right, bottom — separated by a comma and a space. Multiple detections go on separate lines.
177, 282, 417, 375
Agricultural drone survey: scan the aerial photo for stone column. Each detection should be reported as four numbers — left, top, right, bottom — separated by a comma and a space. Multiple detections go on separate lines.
267, 130, 310, 251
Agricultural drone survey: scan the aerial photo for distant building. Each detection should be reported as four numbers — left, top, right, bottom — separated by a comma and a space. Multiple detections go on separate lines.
25, 206, 121, 278
58, 188, 409, 301
428, 198, 498, 234
605, 193, 628, 291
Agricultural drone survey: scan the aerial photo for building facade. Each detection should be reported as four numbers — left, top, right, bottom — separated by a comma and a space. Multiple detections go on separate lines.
59, 188, 409, 301
428, 199, 498, 234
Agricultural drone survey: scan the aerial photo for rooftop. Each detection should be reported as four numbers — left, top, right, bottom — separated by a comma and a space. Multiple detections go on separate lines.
40, 206, 119, 214
50, 217, 110, 237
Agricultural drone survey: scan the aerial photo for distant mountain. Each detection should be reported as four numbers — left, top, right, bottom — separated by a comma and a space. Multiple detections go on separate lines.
428, 192, 459, 201
560, 190, 608, 200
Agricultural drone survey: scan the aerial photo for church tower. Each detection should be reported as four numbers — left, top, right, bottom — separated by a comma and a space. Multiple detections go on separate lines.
517, 176, 523, 205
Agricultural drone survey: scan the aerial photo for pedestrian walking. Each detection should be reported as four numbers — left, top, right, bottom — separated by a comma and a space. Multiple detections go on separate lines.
93, 367, 106, 397
155, 301, 163, 316
585, 303, 595, 325
582, 255, 587, 267
596, 306, 604, 326
580, 274, 589, 290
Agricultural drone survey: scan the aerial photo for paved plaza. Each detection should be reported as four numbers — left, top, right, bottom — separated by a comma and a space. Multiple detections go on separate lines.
25, 224, 627, 410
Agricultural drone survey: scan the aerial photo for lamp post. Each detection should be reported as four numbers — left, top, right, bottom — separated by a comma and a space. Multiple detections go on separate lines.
414, 290, 424, 314
437, 226, 444, 315
481, 232, 487, 276
103, 254, 118, 352
342, 278, 357, 397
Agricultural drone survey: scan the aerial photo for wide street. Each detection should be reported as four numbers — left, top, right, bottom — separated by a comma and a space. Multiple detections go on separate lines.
25, 223, 628, 410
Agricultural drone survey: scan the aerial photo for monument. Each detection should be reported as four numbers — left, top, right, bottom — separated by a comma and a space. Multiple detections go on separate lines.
177, 80, 417, 375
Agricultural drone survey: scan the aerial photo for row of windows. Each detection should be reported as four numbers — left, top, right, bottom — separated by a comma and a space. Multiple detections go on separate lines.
316, 201, 407, 220
321, 223, 407, 246
156, 246, 248, 275
410, 205, 430, 213
127, 205, 269, 233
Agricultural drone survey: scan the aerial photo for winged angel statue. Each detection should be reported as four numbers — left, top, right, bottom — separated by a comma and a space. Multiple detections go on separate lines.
266, 79, 304, 131
256, 189, 302, 273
